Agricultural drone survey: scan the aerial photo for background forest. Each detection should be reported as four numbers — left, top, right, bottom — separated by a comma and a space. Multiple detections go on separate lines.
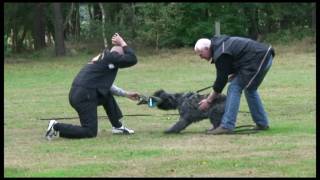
4, 2, 316, 57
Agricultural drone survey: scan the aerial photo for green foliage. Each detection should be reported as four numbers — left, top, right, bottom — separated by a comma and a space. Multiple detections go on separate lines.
80, 19, 103, 42
264, 26, 315, 44
4, 2, 316, 55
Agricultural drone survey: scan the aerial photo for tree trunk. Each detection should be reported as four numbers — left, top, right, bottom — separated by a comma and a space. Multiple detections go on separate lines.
63, 3, 74, 40
99, 3, 108, 48
11, 25, 26, 53
11, 27, 18, 52
32, 3, 46, 50
93, 3, 102, 21
88, 4, 94, 39
74, 3, 80, 41
279, 15, 289, 30
47, 19, 55, 43
156, 31, 159, 52
52, 3, 66, 56
243, 5, 260, 40
311, 3, 316, 32
17, 26, 27, 51
88, 4, 93, 19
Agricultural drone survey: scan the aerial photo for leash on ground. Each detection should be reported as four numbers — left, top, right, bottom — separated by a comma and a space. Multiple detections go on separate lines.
39, 114, 260, 134
39, 110, 250, 121
230, 124, 260, 134
38, 113, 180, 120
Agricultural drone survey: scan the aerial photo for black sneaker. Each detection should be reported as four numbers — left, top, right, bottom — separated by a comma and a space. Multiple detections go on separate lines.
45, 120, 58, 140
253, 124, 269, 130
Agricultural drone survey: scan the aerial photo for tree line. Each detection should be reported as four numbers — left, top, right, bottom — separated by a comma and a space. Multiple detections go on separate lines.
4, 2, 316, 56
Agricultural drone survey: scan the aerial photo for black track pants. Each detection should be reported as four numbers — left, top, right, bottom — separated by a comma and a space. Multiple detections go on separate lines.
54, 86, 123, 138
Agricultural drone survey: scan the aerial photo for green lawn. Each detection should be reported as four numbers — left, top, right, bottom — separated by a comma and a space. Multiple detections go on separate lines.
4, 44, 316, 177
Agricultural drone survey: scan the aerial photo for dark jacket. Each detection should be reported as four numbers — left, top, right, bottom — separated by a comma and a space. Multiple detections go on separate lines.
211, 35, 275, 93
72, 46, 137, 90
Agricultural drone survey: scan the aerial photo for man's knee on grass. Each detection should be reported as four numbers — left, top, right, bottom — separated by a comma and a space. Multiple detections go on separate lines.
85, 127, 98, 138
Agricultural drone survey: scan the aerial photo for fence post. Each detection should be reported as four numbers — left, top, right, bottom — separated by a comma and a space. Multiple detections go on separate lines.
215, 21, 220, 36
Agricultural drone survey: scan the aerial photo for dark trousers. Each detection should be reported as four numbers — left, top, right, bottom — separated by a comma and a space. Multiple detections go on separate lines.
54, 86, 123, 138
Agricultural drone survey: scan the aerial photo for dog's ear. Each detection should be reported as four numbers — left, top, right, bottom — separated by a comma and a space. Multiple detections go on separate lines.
153, 89, 165, 97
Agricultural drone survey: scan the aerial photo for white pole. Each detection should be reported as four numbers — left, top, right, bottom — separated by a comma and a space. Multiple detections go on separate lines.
215, 21, 220, 36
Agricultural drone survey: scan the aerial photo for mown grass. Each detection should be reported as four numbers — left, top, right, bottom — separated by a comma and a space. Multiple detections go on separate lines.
4, 42, 316, 177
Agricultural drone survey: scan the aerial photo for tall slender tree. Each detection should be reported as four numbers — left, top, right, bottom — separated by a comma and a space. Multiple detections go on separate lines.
52, 3, 66, 56
311, 3, 316, 32
32, 3, 46, 50
99, 3, 108, 48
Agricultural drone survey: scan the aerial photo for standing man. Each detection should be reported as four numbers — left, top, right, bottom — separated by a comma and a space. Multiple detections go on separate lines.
194, 35, 275, 134
45, 33, 139, 140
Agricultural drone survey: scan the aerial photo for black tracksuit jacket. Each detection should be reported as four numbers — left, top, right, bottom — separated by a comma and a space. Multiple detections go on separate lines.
72, 46, 137, 89
210, 35, 275, 93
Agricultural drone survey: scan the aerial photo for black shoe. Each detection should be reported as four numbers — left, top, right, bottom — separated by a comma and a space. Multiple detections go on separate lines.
253, 124, 269, 130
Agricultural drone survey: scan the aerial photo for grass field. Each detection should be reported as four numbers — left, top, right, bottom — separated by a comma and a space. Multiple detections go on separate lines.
4, 41, 316, 177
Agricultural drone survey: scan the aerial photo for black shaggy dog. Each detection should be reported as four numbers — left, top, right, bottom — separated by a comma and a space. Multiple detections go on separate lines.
150, 89, 226, 133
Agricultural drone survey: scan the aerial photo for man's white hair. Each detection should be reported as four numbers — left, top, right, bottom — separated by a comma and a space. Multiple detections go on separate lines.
194, 38, 211, 51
